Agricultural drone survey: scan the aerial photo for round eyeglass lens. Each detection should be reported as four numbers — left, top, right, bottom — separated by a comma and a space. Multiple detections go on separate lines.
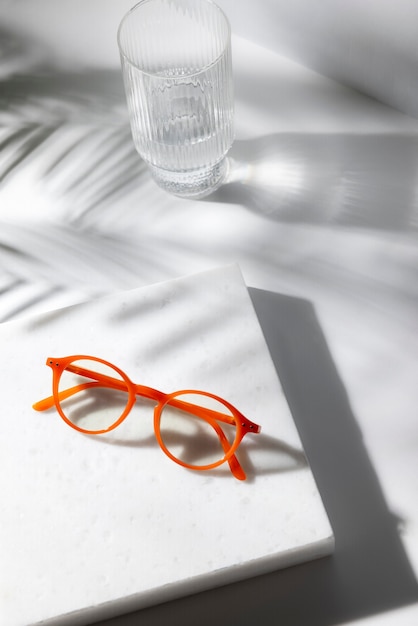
58, 359, 130, 432
158, 392, 238, 468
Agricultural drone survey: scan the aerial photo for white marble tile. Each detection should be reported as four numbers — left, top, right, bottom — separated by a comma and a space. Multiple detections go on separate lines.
0, 265, 333, 626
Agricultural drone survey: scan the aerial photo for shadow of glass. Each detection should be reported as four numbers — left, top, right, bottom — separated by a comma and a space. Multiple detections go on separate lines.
98, 287, 418, 626
207, 133, 418, 231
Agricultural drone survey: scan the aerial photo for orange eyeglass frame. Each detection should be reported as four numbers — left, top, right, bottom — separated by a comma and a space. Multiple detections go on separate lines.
32, 355, 261, 481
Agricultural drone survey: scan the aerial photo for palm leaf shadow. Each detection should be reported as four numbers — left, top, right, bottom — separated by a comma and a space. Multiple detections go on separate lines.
0, 54, 143, 214
0, 26, 183, 321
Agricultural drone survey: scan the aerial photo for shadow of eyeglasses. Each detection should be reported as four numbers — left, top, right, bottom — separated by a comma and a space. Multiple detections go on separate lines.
62, 389, 307, 482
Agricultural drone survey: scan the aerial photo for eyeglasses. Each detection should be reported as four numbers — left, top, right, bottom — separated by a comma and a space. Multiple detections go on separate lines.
32, 355, 261, 481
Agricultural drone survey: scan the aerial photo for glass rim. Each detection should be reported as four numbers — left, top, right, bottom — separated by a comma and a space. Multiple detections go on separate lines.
117, 0, 231, 80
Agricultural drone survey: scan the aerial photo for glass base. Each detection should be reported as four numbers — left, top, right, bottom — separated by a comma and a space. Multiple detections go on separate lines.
149, 159, 228, 199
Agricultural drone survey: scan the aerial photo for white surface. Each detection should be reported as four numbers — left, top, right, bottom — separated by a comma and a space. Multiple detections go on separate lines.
0, 4, 417, 624
0, 265, 333, 626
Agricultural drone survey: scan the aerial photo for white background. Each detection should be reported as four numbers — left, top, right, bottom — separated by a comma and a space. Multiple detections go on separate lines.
0, 1, 417, 624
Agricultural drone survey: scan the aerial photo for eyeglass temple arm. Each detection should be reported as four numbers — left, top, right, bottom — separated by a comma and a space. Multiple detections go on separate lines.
33, 364, 261, 432
33, 381, 102, 411
197, 411, 247, 481
32, 382, 244, 428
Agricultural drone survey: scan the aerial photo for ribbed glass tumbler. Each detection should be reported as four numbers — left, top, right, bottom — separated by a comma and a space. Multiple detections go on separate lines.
117, 0, 234, 199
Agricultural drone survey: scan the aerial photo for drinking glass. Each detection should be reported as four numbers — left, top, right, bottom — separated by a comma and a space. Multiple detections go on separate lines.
117, 0, 234, 199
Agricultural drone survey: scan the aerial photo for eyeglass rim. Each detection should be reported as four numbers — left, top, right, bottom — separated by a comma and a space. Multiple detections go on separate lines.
154, 388, 246, 471
50, 355, 137, 435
